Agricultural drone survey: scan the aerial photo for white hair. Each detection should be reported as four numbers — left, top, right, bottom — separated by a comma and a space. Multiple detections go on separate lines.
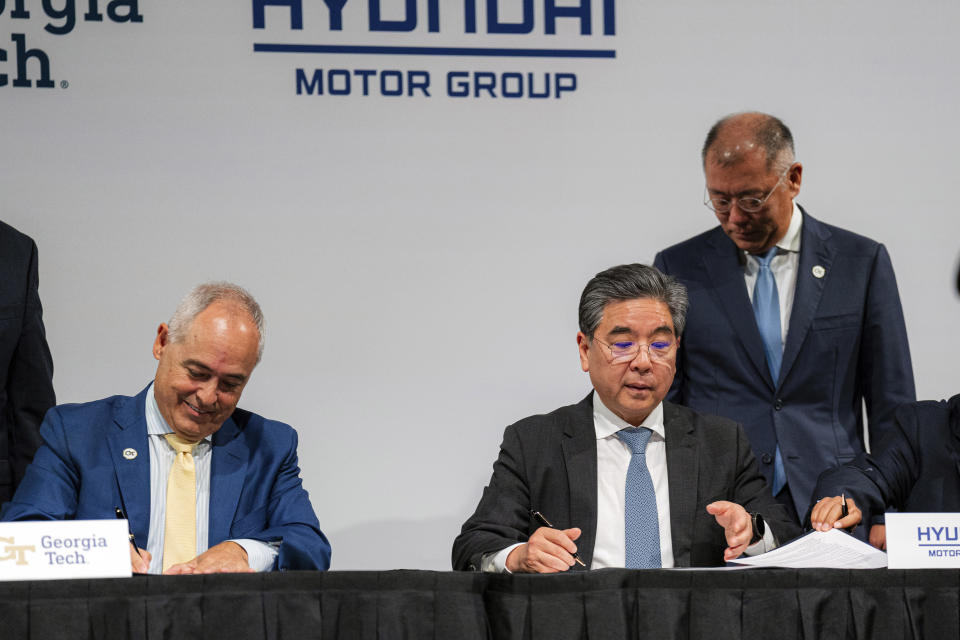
167, 282, 265, 362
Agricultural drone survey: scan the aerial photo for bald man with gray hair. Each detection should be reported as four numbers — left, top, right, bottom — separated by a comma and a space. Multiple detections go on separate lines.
654, 112, 915, 532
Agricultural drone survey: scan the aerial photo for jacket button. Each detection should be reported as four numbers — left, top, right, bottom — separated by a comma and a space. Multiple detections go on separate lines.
774, 399, 783, 411
761, 453, 773, 464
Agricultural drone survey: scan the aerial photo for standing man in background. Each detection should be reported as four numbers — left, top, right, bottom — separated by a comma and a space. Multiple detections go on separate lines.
0, 221, 56, 507
654, 112, 914, 526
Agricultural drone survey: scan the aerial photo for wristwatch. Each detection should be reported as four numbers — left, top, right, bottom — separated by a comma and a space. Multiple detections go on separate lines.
749, 512, 765, 546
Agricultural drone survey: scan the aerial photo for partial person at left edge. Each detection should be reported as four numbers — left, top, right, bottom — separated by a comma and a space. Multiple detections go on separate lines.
1, 282, 331, 574
0, 220, 56, 507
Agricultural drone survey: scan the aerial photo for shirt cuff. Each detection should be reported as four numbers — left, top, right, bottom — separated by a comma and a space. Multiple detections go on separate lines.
480, 543, 524, 573
743, 526, 778, 556
230, 538, 280, 572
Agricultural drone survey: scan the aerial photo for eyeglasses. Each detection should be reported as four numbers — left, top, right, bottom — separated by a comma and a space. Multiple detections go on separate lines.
593, 337, 676, 364
703, 168, 789, 214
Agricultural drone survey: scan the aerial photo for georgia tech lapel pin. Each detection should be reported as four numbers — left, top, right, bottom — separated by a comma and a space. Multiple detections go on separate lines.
122, 448, 138, 460
812, 265, 826, 279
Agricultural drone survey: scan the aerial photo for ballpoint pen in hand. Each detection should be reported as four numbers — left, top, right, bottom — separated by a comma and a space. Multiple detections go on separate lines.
116, 506, 143, 558
530, 510, 586, 567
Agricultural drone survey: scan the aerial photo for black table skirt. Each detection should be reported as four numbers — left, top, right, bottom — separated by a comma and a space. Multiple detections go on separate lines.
1, 568, 957, 639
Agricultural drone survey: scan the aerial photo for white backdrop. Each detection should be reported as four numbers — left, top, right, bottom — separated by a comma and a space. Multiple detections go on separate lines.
2, 1, 958, 569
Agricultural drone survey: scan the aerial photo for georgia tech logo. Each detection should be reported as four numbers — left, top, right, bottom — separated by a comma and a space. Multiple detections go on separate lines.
0, 536, 36, 565
1, 0, 144, 89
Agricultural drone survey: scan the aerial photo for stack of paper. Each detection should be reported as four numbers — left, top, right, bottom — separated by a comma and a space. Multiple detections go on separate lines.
730, 528, 887, 569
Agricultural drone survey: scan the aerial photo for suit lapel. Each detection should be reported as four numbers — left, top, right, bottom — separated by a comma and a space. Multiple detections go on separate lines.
561, 395, 598, 569
780, 209, 834, 385
702, 231, 775, 390
664, 402, 698, 568
106, 387, 152, 545
209, 416, 249, 545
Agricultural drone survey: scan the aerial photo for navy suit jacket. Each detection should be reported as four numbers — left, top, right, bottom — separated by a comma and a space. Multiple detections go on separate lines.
452, 396, 799, 571
0, 221, 55, 505
813, 395, 960, 523
654, 209, 915, 520
0, 385, 331, 571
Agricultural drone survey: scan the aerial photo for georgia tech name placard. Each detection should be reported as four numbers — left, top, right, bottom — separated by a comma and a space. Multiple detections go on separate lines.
0, 520, 130, 581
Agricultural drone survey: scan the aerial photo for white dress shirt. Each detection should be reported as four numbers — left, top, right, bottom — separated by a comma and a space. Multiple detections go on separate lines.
743, 202, 803, 345
591, 392, 674, 568
144, 384, 278, 573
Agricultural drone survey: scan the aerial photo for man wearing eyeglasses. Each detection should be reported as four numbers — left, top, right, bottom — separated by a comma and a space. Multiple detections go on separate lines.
452, 264, 799, 572
653, 112, 914, 531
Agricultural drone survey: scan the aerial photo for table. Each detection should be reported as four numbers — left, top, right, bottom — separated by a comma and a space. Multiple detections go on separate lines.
2, 568, 957, 639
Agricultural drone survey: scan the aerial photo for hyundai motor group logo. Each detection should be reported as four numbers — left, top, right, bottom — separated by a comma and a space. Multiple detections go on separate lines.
252, 0, 618, 99
917, 526, 960, 558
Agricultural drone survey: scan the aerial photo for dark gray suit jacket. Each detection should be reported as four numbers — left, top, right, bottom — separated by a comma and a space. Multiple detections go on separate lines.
452, 396, 799, 570
654, 209, 915, 520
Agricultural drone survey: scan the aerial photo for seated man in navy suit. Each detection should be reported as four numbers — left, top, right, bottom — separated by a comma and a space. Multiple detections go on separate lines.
1, 282, 331, 574
809, 394, 960, 542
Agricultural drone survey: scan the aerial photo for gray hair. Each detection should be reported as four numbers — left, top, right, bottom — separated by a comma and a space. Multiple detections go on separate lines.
167, 282, 265, 362
702, 112, 796, 173
579, 264, 689, 339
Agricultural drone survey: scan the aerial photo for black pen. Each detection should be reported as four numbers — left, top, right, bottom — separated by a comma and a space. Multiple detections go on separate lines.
840, 493, 849, 519
530, 510, 586, 567
115, 506, 143, 558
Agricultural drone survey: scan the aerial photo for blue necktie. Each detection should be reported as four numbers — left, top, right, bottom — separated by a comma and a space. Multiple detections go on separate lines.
753, 247, 787, 495
617, 427, 661, 568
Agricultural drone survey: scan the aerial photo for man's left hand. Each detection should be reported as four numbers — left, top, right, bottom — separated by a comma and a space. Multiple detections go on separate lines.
869, 524, 887, 551
706, 501, 753, 561
164, 541, 253, 575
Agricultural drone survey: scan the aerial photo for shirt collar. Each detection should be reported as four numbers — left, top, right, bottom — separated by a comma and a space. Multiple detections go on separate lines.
146, 382, 212, 444
778, 201, 803, 253
592, 390, 665, 441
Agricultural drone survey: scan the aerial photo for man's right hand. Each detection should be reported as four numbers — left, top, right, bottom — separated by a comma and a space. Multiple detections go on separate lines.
810, 496, 862, 532
130, 543, 152, 574
505, 526, 581, 573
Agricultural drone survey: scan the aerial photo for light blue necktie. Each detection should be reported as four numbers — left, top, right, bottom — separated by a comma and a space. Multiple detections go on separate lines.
753, 247, 787, 495
617, 427, 661, 568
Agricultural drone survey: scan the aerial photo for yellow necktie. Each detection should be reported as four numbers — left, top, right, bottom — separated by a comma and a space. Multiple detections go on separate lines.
163, 434, 197, 571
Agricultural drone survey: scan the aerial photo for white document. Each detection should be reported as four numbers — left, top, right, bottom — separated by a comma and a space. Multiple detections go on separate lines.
886, 512, 960, 569
729, 528, 887, 569
0, 519, 132, 581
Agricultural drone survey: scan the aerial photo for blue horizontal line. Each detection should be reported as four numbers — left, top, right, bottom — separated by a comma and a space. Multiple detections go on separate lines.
918, 544, 960, 547
253, 43, 615, 59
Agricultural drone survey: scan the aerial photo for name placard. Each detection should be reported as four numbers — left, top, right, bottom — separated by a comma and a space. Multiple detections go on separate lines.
886, 512, 960, 569
0, 520, 131, 581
